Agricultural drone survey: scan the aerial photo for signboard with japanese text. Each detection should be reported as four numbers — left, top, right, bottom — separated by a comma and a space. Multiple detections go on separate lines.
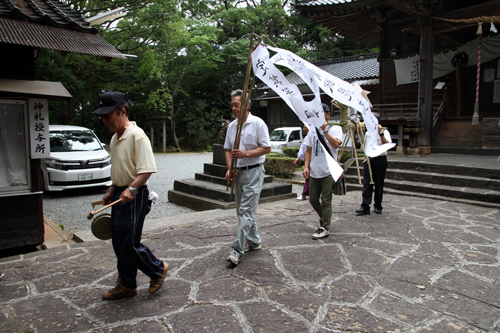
28, 98, 50, 159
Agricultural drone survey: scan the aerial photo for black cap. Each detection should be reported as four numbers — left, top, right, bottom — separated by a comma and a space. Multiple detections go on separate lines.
322, 103, 331, 114
93, 91, 126, 115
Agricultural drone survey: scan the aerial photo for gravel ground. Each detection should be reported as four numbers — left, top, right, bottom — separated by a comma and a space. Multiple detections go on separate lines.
43, 152, 212, 235
43, 152, 304, 235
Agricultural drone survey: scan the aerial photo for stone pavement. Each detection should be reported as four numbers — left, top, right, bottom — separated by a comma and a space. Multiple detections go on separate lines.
1, 192, 500, 333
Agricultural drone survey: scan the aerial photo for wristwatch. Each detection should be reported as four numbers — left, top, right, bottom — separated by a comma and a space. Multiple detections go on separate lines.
128, 186, 138, 196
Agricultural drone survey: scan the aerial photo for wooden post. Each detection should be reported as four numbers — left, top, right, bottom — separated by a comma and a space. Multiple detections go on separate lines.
163, 119, 166, 153
417, 15, 434, 153
456, 62, 462, 117
398, 123, 403, 152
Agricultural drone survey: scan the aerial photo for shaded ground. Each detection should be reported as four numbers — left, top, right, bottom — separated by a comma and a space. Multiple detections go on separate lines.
1, 192, 499, 332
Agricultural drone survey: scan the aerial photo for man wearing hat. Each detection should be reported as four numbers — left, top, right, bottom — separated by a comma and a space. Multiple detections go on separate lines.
356, 113, 391, 215
94, 91, 168, 300
303, 103, 343, 239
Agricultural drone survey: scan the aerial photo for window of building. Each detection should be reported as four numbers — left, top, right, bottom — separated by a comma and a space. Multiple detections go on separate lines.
0, 100, 31, 194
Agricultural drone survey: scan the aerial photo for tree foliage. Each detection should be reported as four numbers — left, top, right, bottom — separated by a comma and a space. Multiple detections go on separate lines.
35, 0, 377, 150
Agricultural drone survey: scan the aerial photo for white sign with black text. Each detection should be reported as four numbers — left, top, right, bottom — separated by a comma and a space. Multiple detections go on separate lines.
28, 98, 50, 159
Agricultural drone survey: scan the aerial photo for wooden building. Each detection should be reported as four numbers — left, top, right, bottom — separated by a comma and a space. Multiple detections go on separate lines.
293, 0, 500, 154
0, 0, 125, 251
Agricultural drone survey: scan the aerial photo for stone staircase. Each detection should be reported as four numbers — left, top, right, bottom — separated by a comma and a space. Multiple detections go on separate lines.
344, 158, 500, 208
168, 145, 296, 211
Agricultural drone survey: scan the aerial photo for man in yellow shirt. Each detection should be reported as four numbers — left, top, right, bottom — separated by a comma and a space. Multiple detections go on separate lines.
93, 91, 168, 300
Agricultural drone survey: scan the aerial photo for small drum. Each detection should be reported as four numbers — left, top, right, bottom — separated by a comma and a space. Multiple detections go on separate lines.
91, 213, 112, 240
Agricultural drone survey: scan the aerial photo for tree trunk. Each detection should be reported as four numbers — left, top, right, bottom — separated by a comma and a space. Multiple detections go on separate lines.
170, 111, 181, 151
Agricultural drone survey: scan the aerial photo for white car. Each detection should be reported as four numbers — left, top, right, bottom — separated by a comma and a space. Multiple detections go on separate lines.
41, 125, 112, 191
269, 127, 303, 153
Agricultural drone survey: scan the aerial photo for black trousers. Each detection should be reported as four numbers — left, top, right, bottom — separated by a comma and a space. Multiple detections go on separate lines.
361, 156, 388, 210
111, 186, 164, 289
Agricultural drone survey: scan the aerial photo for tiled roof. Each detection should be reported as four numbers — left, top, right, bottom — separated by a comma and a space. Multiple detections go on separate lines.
286, 53, 379, 86
0, 0, 95, 32
0, 0, 125, 59
293, 0, 357, 7
256, 53, 379, 92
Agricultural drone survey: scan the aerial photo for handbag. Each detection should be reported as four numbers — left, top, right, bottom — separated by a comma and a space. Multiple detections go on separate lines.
333, 173, 346, 195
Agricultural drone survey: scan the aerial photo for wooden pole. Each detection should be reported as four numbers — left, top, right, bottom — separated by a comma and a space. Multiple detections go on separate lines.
226, 28, 257, 194
357, 123, 374, 185
456, 62, 462, 117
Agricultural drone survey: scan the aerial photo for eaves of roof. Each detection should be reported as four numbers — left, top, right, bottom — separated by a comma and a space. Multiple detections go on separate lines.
0, 0, 125, 59
0, 0, 96, 33
0, 17, 126, 59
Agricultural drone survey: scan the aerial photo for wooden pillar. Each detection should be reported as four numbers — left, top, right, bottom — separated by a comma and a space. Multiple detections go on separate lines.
418, 15, 433, 153
163, 119, 166, 153
397, 123, 404, 153
456, 62, 462, 117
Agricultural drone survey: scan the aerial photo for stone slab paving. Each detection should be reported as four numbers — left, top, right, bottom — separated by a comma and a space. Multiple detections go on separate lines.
1, 192, 500, 332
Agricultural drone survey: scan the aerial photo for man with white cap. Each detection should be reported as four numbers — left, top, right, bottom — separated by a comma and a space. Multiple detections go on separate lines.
93, 91, 168, 300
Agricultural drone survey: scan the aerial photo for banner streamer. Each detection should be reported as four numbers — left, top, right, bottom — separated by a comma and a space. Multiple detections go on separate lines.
251, 44, 395, 181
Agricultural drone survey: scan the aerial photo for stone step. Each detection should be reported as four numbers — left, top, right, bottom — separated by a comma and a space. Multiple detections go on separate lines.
167, 189, 296, 211
432, 138, 482, 148
345, 158, 500, 180
195, 172, 273, 186
345, 183, 500, 209
431, 147, 500, 155
345, 167, 500, 190
203, 163, 230, 178
344, 175, 500, 203
173, 178, 293, 203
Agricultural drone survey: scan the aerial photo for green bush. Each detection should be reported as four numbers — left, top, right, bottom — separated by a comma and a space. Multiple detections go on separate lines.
338, 151, 365, 164
282, 147, 300, 158
264, 156, 297, 179
267, 152, 284, 158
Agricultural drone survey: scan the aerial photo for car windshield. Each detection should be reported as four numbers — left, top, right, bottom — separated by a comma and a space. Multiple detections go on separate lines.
270, 130, 289, 141
50, 130, 103, 152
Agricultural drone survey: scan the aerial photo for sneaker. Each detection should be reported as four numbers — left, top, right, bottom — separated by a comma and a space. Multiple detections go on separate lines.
102, 279, 137, 300
226, 249, 243, 265
244, 240, 262, 252
312, 227, 329, 239
149, 261, 169, 294
296, 195, 307, 200
0, 272, 4, 280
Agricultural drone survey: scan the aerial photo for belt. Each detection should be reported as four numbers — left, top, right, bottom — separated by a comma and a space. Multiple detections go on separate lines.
237, 164, 261, 170
370, 155, 387, 160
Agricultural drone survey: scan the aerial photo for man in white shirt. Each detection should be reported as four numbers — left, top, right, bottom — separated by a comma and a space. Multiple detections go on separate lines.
303, 103, 343, 239
356, 113, 391, 215
224, 89, 271, 265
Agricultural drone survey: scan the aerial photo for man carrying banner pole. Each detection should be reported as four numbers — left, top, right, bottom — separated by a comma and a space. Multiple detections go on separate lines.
303, 103, 343, 239
224, 89, 271, 265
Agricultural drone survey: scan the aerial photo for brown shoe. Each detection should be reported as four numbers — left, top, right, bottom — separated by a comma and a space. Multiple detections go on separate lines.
149, 261, 169, 294
102, 280, 137, 300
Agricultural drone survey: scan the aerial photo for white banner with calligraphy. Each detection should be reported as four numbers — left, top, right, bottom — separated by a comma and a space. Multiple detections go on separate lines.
252, 45, 395, 177
28, 98, 50, 159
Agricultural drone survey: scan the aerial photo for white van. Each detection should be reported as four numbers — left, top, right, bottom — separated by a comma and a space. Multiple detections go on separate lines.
269, 127, 303, 153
